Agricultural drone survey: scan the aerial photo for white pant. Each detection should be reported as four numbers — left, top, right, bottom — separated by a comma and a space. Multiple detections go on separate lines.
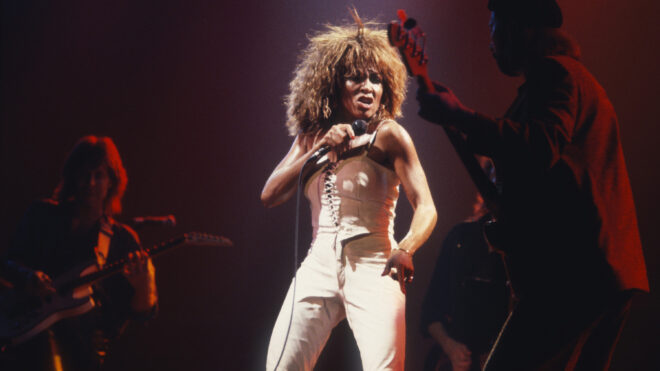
266, 232, 405, 371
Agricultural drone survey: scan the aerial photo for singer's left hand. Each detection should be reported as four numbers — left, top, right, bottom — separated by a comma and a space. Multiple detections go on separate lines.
382, 249, 414, 294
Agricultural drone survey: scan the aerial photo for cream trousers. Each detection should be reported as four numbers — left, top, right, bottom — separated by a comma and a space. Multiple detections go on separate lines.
266, 232, 405, 371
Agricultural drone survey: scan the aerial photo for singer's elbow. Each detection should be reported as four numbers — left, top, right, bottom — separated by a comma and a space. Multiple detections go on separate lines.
260, 188, 280, 208
260, 190, 274, 208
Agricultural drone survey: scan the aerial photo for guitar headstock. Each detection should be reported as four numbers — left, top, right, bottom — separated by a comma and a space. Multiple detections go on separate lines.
388, 9, 430, 82
183, 232, 233, 247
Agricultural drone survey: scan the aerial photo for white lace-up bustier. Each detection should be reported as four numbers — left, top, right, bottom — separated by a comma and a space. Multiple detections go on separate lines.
304, 128, 400, 242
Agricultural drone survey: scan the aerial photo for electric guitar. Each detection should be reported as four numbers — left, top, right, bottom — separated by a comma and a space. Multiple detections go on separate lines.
0, 232, 232, 348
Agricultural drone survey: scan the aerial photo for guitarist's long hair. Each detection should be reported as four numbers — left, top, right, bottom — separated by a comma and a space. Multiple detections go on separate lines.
53, 136, 128, 216
285, 13, 408, 136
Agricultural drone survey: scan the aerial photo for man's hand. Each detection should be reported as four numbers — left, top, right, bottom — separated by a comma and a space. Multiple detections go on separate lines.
25, 270, 56, 298
122, 250, 152, 286
381, 249, 414, 294
123, 250, 158, 312
416, 78, 472, 126
442, 336, 473, 371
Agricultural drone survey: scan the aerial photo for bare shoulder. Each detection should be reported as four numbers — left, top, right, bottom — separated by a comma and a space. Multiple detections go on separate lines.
375, 120, 415, 152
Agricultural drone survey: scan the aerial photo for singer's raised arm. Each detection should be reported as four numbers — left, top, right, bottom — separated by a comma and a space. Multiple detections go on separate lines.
261, 123, 356, 208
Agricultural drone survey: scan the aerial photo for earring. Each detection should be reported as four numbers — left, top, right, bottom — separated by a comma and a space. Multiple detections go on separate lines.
322, 97, 332, 119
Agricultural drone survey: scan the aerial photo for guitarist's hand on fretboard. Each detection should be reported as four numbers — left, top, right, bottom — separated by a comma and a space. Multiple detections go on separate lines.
122, 250, 158, 312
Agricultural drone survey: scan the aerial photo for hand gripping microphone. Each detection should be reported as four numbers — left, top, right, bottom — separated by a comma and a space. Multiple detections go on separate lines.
308, 119, 368, 163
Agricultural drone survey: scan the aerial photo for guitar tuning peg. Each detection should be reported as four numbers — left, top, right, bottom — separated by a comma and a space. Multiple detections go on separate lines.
394, 26, 404, 42
403, 18, 417, 30
417, 34, 428, 59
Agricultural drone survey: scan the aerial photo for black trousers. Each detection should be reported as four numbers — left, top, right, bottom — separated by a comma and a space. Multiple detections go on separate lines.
483, 290, 635, 371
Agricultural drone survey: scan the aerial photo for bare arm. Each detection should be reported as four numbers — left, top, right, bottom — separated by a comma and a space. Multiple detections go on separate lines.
261, 125, 356, 208
384, 121, 437, 254
260, 135, 316, 208
379, 121, 437, 293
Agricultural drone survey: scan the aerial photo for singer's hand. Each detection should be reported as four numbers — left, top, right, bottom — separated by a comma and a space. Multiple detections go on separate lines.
318, 123, 355, 163
382, 249, 414, 294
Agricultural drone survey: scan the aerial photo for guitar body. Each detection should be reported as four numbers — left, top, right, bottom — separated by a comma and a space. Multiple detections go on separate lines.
0, 263, 97, 347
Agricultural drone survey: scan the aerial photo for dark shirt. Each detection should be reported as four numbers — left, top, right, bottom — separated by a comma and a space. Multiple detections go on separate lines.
421, 220, 510, 356
2, 199, 145, 370
464, 55, 648, 297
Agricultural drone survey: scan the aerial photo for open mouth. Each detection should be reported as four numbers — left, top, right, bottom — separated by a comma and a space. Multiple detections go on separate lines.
357, 96, 373, 106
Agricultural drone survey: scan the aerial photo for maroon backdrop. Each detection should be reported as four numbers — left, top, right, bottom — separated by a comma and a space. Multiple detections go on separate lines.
2, 1, 658, 370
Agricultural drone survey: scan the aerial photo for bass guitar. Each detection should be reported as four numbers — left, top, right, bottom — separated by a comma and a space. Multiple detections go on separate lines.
0, 232, 232, 348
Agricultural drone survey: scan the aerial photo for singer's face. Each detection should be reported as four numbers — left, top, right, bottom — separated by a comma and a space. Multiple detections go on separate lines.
339, 69, 383, 121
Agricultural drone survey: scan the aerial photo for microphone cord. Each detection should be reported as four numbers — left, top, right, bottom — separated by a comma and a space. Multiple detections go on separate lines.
273, 155, 315, 370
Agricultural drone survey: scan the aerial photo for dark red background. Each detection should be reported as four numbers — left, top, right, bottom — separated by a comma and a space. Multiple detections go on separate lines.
2, 1, 658, 370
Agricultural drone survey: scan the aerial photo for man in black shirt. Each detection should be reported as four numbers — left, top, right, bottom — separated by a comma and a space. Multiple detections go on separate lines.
416, 1, 648, 369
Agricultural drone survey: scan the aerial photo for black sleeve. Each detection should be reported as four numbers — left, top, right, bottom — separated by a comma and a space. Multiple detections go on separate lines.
462, 57, 577, 171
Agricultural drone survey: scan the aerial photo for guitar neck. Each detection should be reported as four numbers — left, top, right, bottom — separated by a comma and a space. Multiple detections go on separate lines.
415, 69, 500, 216
60, 235, 188, 292
442, 128, 501, 217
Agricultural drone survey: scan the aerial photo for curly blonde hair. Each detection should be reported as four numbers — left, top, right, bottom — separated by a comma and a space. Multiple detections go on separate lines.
285, 20, 408, 136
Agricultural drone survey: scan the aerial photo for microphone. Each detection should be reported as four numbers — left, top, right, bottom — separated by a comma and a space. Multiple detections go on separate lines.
308, 119, 368, 162
131, 215, 177, 227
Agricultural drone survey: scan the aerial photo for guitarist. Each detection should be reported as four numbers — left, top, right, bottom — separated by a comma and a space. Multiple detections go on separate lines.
420, 159, 510, 371
416, 0, 648, 370
1, 136, 158, 370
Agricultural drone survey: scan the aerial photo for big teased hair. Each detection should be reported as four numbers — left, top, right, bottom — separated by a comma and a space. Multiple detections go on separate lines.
53, 135, 128, 216
285, 19, 408, 136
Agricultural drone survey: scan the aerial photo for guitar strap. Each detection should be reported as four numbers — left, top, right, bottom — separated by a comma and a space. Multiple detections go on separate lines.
95, 219, 114, 269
